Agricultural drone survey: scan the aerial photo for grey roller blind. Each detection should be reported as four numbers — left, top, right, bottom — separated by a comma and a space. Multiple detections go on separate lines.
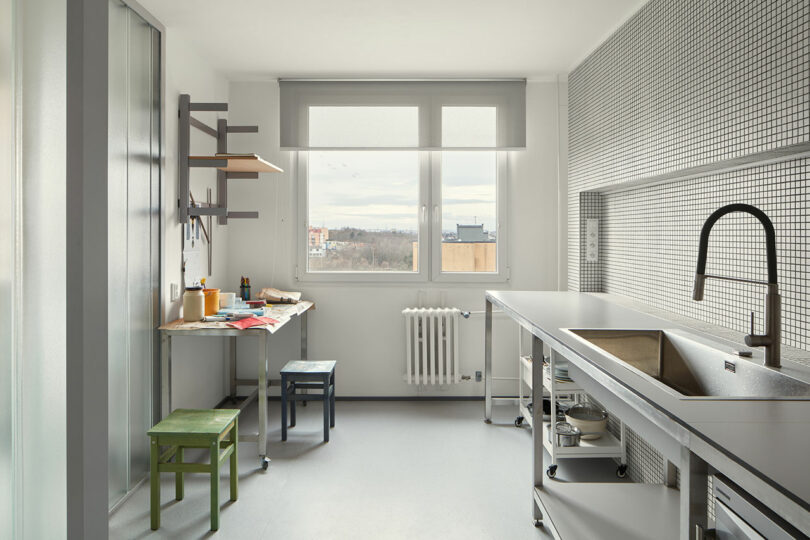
279, 80, 526, 150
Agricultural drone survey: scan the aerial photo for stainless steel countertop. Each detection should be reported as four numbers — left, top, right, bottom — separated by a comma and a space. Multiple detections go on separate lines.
486, 290, 810, 513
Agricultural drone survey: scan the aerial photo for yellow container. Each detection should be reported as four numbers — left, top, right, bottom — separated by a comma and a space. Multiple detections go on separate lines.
203, 288, 221, 316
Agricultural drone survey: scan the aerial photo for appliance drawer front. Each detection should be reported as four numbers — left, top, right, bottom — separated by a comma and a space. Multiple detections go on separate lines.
715, 499, 765, 540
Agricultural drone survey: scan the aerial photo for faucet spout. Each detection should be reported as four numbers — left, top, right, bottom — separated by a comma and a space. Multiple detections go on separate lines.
692, 204, 781, 368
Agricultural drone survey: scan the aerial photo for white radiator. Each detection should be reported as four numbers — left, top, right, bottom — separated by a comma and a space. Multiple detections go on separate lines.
402, 308, 461, 384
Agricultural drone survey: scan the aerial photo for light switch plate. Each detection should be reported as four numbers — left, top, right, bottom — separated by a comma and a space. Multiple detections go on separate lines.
585, 219, 599, 263
170, 282, 180, 301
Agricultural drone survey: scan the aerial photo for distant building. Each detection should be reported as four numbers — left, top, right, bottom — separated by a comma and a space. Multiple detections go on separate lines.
455, 224, 493, 243
325, 240, 353, 251
413, 223, 496, 272
309, 226, 329, 248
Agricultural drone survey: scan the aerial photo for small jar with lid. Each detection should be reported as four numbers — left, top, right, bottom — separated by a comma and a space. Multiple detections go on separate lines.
183, 286, 205, 322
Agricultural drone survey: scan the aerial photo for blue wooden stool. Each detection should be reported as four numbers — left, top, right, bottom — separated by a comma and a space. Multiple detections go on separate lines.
280, 360, 336, 442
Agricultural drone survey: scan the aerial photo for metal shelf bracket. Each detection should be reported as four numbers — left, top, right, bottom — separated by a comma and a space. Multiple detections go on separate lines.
177, 93, 261, 225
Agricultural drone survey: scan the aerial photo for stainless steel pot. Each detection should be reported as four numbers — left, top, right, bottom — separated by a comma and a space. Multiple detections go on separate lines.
548, 421, 581, 447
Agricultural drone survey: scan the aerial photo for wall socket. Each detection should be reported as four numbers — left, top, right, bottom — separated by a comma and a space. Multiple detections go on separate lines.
170, 283, 180, 301
585, 218, 599, 263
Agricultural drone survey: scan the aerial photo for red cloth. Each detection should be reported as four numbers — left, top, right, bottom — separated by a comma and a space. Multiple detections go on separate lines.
226, 316, 279, 330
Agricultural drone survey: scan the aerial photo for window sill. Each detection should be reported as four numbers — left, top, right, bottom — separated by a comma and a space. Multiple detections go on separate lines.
296, 269, 510, 284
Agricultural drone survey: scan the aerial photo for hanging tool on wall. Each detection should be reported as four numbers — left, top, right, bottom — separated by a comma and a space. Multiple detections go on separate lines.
206, 188, 213, 275
189, 191, 211, 244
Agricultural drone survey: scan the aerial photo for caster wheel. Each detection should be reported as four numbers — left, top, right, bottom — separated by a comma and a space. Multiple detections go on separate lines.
546, 465, 557, 479
533, 519, 543, 528
514, 416, 524, 427
616, 464, 627, 478
261, 457, 270, 471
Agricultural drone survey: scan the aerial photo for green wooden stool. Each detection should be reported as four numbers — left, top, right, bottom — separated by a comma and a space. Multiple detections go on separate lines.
148, 409, 240, 532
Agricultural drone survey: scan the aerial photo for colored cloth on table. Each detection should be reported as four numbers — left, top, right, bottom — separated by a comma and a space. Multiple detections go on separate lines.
225, 316, 279, 330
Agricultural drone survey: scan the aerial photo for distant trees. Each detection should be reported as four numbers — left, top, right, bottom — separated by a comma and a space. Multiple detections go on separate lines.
309, 227, 416, 271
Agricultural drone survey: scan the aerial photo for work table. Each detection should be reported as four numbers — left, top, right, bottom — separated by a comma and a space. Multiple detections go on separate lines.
159, 301, 314, 470
484, 290, 810, 536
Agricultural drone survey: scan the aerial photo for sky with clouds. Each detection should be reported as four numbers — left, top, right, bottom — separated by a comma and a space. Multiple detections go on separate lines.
307, 106, 498, 234
308, 151, 496, 234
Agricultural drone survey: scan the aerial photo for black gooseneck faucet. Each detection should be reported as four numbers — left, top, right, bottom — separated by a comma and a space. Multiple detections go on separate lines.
692, 203, 781, 368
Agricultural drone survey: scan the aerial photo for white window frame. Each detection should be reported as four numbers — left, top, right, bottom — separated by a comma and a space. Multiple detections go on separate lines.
430, 151, 508, 283
296, 150, 509, 283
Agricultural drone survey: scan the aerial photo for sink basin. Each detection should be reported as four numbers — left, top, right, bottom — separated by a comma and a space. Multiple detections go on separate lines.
566, 329, 810, 400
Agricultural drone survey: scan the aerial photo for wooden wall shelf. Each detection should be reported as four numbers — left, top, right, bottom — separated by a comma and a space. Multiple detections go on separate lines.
189, 155, 284, 173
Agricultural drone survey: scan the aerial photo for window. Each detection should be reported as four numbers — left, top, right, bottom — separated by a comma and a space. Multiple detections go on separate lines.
305, 150, 422, 273
284, 80, 524, 282
437, 152, 498, 274
297, 106, 507, 282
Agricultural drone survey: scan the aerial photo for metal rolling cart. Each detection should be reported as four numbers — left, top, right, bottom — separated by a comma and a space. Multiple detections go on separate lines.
514, 326, 574, 429
543, 349, 627, 479
515, 325, 627, 479
515, 325, 540, 428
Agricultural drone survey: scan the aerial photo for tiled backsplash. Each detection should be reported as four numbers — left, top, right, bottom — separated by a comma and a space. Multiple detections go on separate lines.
568, 0, 810, 487
602, 159, 810, 354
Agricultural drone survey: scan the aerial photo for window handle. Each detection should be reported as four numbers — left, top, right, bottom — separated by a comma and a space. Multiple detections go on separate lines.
420, 205, 427, 224
433, 205, 440, 225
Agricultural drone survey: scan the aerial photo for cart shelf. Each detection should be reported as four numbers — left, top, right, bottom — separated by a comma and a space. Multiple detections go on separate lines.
541, 421, 623, 458
534, 482, 680, 540
542, 364, 584, 393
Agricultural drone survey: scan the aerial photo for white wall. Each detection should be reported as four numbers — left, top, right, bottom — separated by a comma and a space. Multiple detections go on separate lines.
222, 80, 566, 397
161, 29, 232, 409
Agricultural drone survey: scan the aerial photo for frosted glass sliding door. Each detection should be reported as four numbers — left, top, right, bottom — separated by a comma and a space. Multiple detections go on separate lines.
0, 0, 16, 532
108, 0, 161, 510
107, 0, 128, 506
127, 7, 157, 486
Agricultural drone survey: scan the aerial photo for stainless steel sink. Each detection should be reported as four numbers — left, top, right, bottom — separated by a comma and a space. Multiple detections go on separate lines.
566, 329, 810, 400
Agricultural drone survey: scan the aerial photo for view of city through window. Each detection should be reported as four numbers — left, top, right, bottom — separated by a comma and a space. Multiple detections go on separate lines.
307, 151, 497, 273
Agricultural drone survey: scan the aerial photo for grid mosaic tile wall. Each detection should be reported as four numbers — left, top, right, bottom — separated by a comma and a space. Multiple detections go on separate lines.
568, 0, 810, 291
569, 0, 810, 190
602, 159, 810, 356
567, 0, 810, 492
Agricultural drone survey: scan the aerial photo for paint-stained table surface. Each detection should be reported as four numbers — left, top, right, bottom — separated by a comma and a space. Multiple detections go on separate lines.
159, 301, 314, 335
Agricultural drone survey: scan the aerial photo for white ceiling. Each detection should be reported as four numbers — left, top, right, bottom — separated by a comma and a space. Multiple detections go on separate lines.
139, 0, 647, 79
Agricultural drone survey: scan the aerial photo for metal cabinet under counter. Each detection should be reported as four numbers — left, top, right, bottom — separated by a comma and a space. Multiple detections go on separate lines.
483, 290, 810, 538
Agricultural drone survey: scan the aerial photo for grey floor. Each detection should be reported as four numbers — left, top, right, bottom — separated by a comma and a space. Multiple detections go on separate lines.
110, 401, 627, 540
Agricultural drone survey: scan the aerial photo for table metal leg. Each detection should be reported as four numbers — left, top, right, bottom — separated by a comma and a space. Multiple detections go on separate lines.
257, 332, 269, 469
532, 335, 544, 524
679, 446, 709, 539
161, 333, 172, 419
329, 372, 335, 428
229, 337, 237, 400
280, 375, 288, 442
300, 310, 308, 360
484, 299, 493, 423
322, 373, 330, 442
